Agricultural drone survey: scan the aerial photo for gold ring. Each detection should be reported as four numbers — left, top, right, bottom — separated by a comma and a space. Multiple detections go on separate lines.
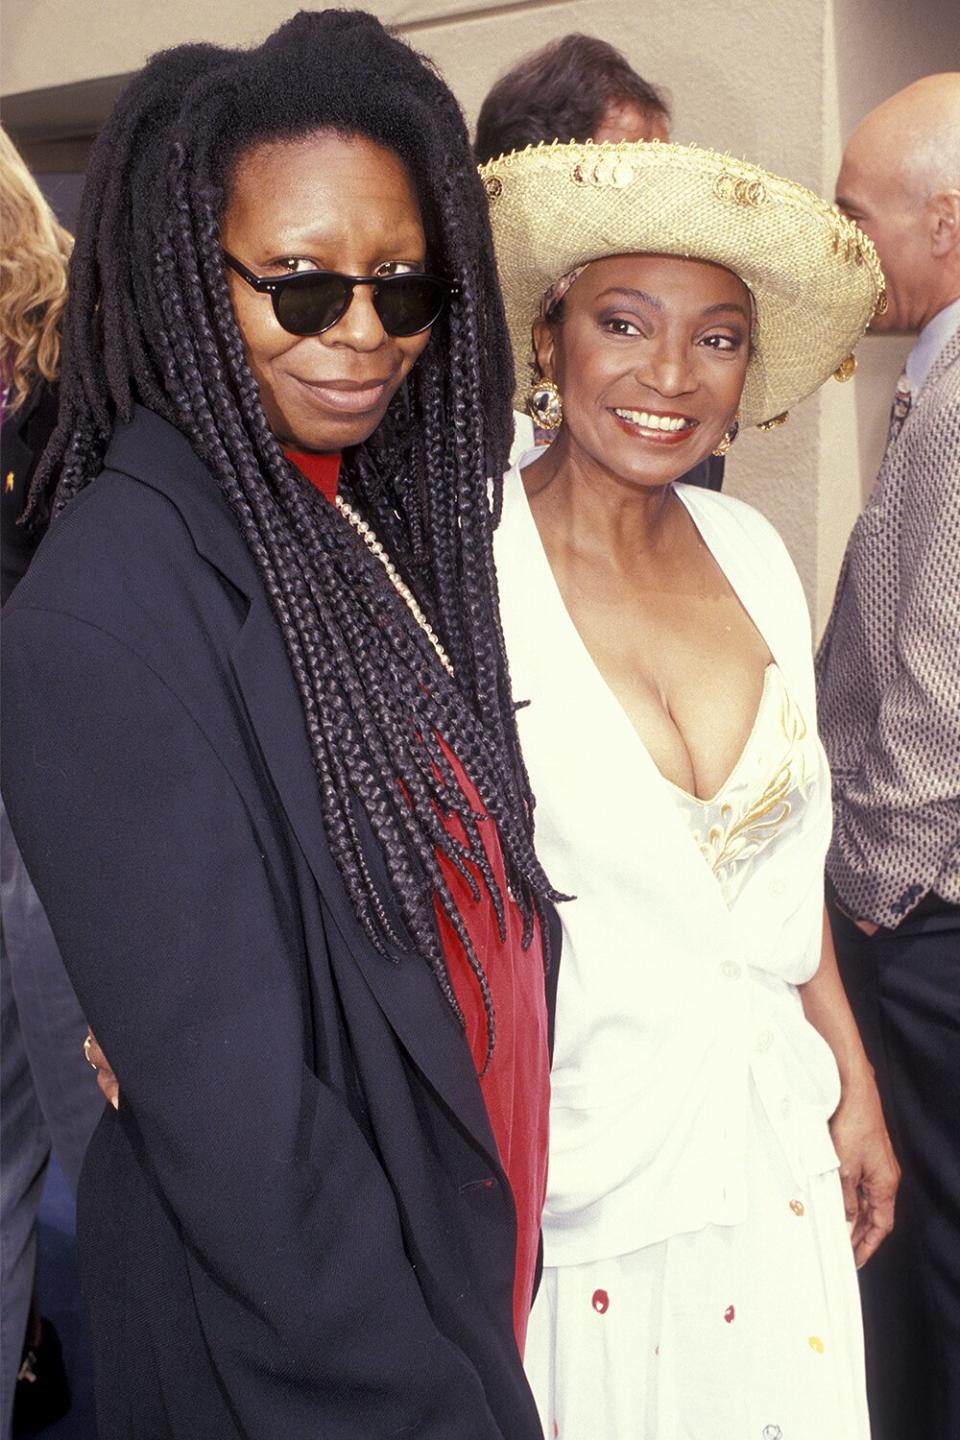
83, 1032, 98, 1071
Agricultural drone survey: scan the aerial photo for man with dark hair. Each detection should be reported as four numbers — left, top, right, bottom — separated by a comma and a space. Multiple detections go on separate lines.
474, 33, 668, 165
480, 34, 723, 490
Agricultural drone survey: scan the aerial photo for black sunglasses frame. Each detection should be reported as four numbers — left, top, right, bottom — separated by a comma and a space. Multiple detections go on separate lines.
222, 252, 458, 338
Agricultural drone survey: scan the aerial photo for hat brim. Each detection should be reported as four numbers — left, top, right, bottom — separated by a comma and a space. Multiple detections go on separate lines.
480, 141, 884, 428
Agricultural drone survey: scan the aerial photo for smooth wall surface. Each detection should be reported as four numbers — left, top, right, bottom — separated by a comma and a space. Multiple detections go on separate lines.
4, 0, 957, 630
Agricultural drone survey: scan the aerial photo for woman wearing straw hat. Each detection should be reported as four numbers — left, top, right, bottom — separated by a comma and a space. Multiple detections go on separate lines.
482, 140, 899, 1438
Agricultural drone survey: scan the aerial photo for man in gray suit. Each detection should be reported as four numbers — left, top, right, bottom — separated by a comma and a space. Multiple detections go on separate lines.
817, 73, 960, 1440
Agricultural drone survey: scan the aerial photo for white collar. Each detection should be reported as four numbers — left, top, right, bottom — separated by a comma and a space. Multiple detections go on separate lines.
906, 295, 960, 396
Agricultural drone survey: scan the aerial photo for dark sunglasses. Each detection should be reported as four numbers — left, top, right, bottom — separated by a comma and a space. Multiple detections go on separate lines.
223, 252, 458, 338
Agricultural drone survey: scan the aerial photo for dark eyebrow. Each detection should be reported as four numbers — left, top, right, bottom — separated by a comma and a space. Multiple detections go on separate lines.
700, 302, 751, 321
595, 288, 749, 322
595, 286, 663, 310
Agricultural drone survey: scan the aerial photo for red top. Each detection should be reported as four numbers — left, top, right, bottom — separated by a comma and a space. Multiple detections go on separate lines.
431, 740, 550, 1356
286, 449, 550, 1356
285, 447, 341, 503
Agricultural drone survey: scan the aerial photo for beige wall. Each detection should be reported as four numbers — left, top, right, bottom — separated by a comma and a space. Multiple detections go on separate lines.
4, 0, 956, 630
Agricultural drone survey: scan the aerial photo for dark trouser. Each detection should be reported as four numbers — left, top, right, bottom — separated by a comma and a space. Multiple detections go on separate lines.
827, 889, 960, 1440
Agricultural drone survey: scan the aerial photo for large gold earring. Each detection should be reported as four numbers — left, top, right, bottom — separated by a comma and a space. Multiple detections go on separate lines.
527, 377, 563, 430
712, 411, 741, 457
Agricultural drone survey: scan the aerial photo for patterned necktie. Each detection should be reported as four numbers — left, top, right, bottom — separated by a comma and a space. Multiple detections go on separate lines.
887, 370, 912, 446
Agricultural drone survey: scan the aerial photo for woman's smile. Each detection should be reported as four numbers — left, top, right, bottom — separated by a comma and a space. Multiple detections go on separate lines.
610, 406, 700, 443
291, 374, 392, 414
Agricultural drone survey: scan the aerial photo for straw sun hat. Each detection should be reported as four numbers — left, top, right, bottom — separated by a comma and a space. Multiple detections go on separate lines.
479, 140, 886, 430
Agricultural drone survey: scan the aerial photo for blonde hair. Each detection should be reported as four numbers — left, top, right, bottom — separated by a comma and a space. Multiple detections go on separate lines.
0, 126, 72, 415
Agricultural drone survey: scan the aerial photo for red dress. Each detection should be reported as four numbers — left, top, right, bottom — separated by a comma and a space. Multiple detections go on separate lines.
288, 448, 550, 1356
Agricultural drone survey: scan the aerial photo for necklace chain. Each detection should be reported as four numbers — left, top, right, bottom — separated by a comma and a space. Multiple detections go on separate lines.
334, 494, 454, 677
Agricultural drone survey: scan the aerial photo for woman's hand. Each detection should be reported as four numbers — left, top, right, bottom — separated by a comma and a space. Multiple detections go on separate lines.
829, 1071, 899, 1267
84, 1030, 120, 1110
804, 906, 900, 1266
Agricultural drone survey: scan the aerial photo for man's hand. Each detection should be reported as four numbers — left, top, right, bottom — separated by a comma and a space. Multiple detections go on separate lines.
83, 1030, 119, 1110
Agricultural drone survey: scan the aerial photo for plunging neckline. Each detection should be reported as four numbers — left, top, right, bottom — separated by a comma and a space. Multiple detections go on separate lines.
659, 663, 778, 806
512, 464, 776, 804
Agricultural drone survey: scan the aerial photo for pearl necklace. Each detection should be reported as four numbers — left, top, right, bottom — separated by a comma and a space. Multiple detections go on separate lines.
334, 494, 454, 677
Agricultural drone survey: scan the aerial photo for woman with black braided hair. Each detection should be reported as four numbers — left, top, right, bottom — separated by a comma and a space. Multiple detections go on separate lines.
1, 12, 559, 1438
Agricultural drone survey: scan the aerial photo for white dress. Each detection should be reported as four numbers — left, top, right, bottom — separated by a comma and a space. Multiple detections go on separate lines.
493, 458, 870, 1440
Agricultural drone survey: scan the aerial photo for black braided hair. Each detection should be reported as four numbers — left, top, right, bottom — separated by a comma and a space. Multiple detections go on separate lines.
34, 9, 560, 1067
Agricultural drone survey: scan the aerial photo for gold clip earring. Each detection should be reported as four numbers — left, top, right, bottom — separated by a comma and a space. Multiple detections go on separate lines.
712, 410, 741, 457
527, 377, 563, 430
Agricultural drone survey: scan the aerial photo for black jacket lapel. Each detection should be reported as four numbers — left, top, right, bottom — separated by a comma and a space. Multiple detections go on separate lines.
104, 407, 507, 1165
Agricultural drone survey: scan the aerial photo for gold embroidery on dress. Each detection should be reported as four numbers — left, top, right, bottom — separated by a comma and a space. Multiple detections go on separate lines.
687, 686, 813, 905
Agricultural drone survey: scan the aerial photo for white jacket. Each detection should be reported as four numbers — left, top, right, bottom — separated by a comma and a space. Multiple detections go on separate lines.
495, 457, 840, 1265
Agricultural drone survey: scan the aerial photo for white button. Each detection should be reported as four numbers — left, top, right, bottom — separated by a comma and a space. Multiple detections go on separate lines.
769, 878, 787, 897
781, 1096, 792, 1117
755, 1029, 774, 1053
721, 960, 742, 980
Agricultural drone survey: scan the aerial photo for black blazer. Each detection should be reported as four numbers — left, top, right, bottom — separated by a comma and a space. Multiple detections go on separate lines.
2, 406, 558, 1440
1, 380, 59, 605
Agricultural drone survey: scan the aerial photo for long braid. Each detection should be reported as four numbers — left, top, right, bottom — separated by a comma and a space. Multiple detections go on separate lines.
32, 11, 561, 1068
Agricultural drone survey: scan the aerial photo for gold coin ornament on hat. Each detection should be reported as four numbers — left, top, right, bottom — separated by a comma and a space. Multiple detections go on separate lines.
571, 148, 637, 189
713, 172, 768, 207
480, 139, 885, 430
